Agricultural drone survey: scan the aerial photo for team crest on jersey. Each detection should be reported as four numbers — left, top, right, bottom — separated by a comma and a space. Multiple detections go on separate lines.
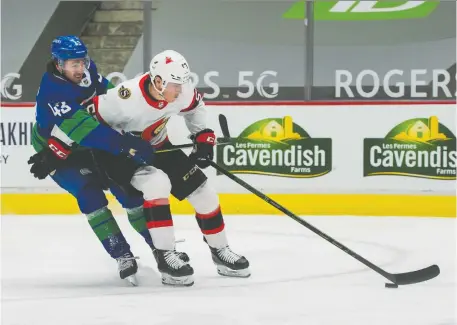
118, 86, 131, 99
154, 118, 169, 135
141, 117, 170, 141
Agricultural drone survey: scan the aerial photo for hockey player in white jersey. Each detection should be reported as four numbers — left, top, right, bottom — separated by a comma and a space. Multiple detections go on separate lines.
89, 50, 250, 286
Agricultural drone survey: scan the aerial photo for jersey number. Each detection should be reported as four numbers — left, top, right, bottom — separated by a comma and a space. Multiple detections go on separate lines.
49, 102, 72, 117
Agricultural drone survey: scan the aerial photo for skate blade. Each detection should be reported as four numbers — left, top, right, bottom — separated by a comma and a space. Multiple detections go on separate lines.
161, 273, 194, 287
125, 274, 138, 286
217, 265, 251, 278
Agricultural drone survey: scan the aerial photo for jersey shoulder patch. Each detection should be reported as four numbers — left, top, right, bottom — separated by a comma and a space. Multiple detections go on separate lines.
117, 85, 132, 99
116, 74, 145, 101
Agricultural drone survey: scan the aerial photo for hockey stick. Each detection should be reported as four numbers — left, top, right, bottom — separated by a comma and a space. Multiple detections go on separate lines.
155, 143, 193, 153
155, 141, 230, 154
47, 144, 194, 176
214, 114, 440, 287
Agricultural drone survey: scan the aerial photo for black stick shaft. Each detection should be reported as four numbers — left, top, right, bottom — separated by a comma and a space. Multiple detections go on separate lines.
156, 141, 230, 154
155, 143, 193, 153
209, 160, 394, 282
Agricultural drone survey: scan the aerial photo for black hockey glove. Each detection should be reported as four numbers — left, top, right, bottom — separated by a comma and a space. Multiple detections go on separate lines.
28, 137, 72, 179
118, 132, 156, 166
189, 128, 216, 169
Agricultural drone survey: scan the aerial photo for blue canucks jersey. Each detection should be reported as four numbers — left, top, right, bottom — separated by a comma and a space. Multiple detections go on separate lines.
32, 60, 112, 151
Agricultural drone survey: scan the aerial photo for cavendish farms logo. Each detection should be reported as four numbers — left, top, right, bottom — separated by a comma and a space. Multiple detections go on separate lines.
283, 1, 439, 21
364, 116, 456, 180
216, 116, 332, 178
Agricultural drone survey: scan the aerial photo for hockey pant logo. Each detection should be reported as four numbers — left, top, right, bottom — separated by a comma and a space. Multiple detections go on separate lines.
183, 165, 199, 181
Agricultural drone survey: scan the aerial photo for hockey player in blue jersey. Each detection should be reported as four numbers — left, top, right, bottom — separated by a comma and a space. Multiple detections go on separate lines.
28, 35, 161, 285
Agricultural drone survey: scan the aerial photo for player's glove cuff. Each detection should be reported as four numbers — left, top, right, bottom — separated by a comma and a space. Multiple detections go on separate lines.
189, 128, 215, 169
48, 137, 72, 160
119, 133, 156, 166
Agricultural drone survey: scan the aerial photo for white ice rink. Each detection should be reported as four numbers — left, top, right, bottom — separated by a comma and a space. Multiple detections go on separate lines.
1, 214, 456, 325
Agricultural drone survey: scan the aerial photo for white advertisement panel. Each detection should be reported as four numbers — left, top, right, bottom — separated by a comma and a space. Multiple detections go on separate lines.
1, 103, 455, 195
1, 106, 60, 190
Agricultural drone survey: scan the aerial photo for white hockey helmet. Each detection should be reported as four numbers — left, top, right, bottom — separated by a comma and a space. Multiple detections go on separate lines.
149, 50, 191, 90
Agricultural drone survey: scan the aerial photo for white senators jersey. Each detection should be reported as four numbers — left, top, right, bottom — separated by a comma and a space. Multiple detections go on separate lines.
92, 73, 206, 147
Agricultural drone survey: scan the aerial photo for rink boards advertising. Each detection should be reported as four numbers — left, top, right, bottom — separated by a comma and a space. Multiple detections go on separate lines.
1, 101, 455, 217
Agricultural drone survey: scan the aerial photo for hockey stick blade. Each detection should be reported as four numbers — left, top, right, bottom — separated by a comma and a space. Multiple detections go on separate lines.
218, 114, 231, 138
209, 160, 441, 287
389, 264, 440, 286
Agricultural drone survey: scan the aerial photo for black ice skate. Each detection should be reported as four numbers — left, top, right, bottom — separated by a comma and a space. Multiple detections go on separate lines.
210, 246, 251, 278
153, 249, 194, 286
116, 252, 139, 286
177, 251, 190, 263
150, 244, 190, 263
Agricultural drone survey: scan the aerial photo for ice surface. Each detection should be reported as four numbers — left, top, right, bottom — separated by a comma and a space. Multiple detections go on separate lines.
1, 214, 456, 325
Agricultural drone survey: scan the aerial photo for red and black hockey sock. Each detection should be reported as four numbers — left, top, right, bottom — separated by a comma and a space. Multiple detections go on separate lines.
187, 183, 229, 249
196, 205, 229, 249
195, 206, 225, 235
143, 198, 176, 250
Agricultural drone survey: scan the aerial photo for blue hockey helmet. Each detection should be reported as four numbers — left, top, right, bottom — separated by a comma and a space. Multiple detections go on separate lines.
51, 35, 89, 68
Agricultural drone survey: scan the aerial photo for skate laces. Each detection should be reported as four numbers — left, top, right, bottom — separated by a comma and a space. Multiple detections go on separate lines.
217, 246, 241, 264
164, 251, 186, 269
117, 254, 136, 270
